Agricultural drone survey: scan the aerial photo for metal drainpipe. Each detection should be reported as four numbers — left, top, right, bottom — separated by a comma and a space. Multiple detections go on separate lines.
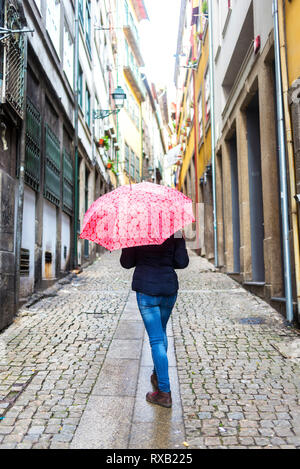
192, 69, 200, 250
73, 0, 79, 269
273, 0, 294, 323
15, 34, 28, 312
208, 0, 218, 267
278, 0, 300, 321
191, 14, 199, 249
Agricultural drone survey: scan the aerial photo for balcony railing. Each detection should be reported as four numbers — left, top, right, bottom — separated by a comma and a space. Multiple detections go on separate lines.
1, 1, 26, 118
123, 47, 145, 102
123, 6, 144, 66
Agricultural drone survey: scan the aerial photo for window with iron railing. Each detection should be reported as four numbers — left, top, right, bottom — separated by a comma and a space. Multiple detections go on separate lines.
85, 0, 91, 57
135, 155, 140, 182
78, 64, 83, 108
2, 1, 26, 118
125, 143, 130, 174
79, 0, 84, 28
204, 67, 210, 121
130, 149, 135, 179
85, 86, 91, 128
198, 93, 203, 143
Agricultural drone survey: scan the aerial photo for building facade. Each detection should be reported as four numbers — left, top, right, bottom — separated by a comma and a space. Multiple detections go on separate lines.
175, 0, 299, 320
0, 0, 169, 331
175, 0, 213, 256
0, 0, 27, 329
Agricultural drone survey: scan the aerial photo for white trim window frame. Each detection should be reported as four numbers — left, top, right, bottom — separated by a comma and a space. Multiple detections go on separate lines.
198, 91, 203, 143
46, 0, 61, 59
204, 67, 210, 121
63, 21, 74, 88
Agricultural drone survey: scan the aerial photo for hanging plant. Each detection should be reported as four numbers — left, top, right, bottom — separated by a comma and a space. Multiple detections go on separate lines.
111, 164, 118, 175
98, 135, 110, 151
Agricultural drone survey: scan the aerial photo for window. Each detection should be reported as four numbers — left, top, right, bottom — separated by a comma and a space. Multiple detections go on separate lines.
124, 84, 130, 112
135, 155, 140, 181
85, 0, 91, 57
63, 23, 74, 88
94, 97, 103, 140
133, 100, 140, 129
130, 149, 135, 179
78, 64, 83, 108
204, 67, 210, 120
79, 0, 84, 28
46, 0, 61, 58
198, 93, 203, 143
85, 87, 91, 128
125, 143, 130, 173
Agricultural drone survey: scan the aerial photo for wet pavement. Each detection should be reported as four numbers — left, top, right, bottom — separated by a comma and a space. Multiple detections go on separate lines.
0, 250, 299, 449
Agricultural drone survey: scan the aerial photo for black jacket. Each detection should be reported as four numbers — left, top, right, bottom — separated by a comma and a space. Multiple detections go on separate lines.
120, 235, 189, 296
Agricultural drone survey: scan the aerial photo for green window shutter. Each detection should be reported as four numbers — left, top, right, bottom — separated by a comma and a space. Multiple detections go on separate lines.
85, 0, 91, 57
24, 97, 41, 191
85, 87, 91, 127
125, 144, 130, 173
78, 65, 83, 108
63, 148, 73, 214
44, 124, 61, 206
135, 155, 140, 182
130, 150, 135, 179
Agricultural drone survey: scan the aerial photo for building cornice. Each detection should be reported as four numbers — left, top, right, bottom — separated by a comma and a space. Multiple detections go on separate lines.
131, 0, 149, 22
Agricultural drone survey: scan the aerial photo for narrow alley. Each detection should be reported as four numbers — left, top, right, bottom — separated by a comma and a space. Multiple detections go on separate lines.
0, 250, 299, 449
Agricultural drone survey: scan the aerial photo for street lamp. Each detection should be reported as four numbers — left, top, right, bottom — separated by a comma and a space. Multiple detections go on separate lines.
93, 86, 126, 120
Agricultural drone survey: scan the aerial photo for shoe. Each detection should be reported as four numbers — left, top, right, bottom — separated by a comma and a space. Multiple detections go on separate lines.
146, 390, 172, 408
150, 373, 158, 391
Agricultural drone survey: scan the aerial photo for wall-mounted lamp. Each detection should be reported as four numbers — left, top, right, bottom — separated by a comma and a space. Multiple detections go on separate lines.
93, 86, 127, 120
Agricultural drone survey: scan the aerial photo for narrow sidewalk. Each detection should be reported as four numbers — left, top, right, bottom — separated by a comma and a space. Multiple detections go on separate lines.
70, 291, 185, 449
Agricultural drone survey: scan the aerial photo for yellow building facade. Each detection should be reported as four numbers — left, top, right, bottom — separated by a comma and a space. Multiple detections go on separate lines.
117, 0, 146, 185
284, 0, 300, 86
178, 24, 211, 192
176, 0, 214, 257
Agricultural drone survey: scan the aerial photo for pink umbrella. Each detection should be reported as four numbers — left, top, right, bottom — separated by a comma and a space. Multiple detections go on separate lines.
79, 182, 195, 251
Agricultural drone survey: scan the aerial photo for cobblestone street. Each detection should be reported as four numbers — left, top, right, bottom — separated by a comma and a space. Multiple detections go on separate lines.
0, 250, 299, 449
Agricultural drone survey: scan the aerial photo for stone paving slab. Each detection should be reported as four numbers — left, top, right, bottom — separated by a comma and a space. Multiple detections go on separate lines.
70, 395, 135, 449
91, 359, 140, 397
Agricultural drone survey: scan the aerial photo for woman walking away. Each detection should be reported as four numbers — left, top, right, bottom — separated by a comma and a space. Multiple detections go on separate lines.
120, 233, 189, 408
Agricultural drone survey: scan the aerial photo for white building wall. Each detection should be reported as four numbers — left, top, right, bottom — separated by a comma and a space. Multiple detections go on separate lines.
61, 212, 71, 271
42, 200, 57, 279
19, 187, 36, 297
24, 1, 74, 123
212, 0, 274, 144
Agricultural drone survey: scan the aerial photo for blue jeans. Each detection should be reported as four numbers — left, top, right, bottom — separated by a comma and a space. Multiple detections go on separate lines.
136, 292, 177, 393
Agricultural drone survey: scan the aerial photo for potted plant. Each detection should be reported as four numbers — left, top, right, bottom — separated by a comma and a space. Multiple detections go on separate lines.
202, 1, 208, 15
98, 135, 110, 151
